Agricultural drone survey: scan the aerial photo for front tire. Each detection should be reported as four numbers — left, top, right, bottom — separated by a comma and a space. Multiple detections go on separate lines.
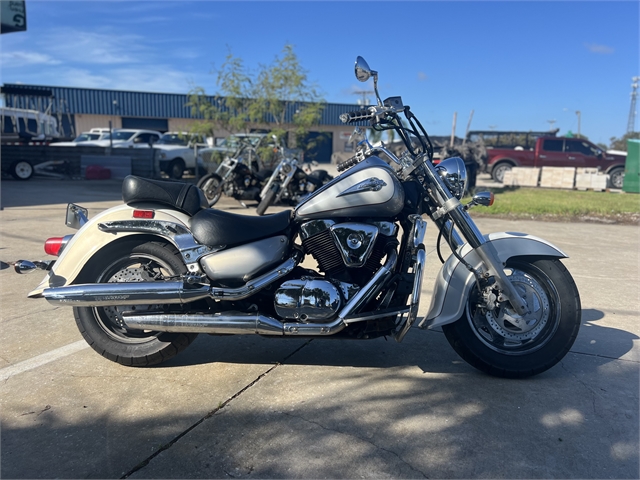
73, 241, 198, 367
256, 184, 278, 216
168, 159, 185, 180
197, 174, 222, 206
442, 258, 581, 378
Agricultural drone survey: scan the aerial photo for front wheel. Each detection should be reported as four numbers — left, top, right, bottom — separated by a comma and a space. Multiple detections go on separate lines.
197, 174, 223, 206
73, 241, 198, 366
168, 159, 185, 180
256, 184, 279, 216
442, 258, 581, 378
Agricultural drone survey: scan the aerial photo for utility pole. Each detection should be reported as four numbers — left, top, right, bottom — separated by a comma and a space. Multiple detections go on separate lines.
450, 111, 457, 147
547, 119, 556, 131
575, 111, 581, 137
462, 109, 474, 145
353, 90, 373, 106
627, 77, 639, 133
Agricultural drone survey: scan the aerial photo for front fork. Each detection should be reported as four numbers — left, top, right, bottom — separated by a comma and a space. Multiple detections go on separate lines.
422, 160, 530, 317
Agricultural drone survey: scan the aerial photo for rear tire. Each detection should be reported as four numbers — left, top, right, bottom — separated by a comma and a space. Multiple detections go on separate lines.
491, 162, 513, 183
197, 174, 222, 206
442, 258, 581, 378
608, 167, 624, 189
256, 185, 278, 216
11, 160, 33, 180
73, 241, 198, 367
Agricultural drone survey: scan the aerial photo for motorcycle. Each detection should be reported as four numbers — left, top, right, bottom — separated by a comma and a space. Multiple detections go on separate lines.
16, 57, 581, 378
197, 141, 272, 207
256, 141, 333, 216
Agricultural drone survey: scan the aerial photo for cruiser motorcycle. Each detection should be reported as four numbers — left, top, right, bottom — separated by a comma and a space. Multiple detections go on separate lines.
16, 57, 581, 378
257, 150, 333, 216
197, 142, 271, 207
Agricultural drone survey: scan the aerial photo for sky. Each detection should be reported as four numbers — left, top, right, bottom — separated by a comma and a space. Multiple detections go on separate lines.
0, 1, 638, 146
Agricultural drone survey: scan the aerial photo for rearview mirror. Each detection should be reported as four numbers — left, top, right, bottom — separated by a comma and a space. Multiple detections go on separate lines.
355, 56, 374, 82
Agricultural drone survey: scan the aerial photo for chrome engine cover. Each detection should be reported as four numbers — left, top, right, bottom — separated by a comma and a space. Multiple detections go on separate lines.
274, 278, 342, 322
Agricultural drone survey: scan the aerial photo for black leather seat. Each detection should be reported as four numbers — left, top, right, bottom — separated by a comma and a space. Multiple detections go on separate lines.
122, 176, 208, 216
191, 208, 292, 247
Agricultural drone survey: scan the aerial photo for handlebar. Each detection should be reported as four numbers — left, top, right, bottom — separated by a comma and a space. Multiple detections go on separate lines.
336, 155, 361, 172
339, 108, 375, 124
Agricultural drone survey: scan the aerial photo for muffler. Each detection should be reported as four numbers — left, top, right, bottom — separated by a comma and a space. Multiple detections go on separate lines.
122, 312, 284, 335
42, 257, 299, 307
43, 282, 210, 306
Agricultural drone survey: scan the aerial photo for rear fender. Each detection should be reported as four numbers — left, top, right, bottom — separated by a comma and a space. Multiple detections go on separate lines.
28, 204, 196, 297
418, 232, 567, 329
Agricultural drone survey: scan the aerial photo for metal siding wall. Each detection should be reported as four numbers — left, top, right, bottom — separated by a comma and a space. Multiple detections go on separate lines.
2, 83, 363, 125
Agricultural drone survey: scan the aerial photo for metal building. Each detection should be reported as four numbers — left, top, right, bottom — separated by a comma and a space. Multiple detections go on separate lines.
1, 83, 363, 163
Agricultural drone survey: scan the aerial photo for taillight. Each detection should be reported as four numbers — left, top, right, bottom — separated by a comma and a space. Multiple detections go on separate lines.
44, 237, 65, 256
133, 209, 155, 219
44, 234, 73, 256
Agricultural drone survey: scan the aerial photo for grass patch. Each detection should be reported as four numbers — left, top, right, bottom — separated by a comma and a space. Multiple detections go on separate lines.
466, 187, 640, 224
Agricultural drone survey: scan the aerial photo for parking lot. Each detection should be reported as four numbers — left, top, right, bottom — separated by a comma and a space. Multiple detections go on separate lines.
0, 177, 638, 479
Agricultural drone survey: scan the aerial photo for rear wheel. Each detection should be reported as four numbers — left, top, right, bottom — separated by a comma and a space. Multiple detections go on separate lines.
73, 241, 198, 366
11, 160, 33, 180
256, 184, 278, 216
442, 258, 581, 378
491, 162, 513, 183
197, 174, 222, 206
608, 167, 624, 189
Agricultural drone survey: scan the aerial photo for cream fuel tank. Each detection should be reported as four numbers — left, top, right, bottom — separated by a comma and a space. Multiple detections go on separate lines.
294, 157, 405, 220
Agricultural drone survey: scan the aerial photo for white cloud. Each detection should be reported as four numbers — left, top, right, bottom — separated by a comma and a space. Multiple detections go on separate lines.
0, 51, 61, 67
585, 43, 614, 55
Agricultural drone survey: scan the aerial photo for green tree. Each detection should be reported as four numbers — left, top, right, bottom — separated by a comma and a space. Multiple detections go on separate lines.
609, 132, 640, 151
187, 44, 324, 157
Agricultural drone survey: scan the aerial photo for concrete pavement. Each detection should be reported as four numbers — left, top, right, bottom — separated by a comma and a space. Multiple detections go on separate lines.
0, 177, 638, 478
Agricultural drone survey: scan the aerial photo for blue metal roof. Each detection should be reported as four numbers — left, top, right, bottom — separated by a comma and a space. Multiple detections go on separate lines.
1, 83, 363, 126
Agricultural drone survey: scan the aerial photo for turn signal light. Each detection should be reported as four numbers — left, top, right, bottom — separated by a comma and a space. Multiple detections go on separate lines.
44, 237, 65, 256
133, 210, 155, 219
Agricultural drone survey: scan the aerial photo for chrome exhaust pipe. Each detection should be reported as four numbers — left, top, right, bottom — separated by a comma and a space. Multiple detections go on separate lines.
42, 257, 299, 307
123, 312, 285, 335
43, 282, 211, 306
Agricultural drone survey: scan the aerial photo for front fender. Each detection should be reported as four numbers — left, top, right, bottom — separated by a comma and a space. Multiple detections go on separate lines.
418, 232, 567, 329
28, 204, 193, 297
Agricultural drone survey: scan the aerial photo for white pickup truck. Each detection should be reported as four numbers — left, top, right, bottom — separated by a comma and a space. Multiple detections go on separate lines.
82, 129, 163, 149
154, 132, 209, 179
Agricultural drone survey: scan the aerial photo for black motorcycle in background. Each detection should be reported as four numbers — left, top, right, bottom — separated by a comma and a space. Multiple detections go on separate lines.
257, 155, 332, 215
197, 142, 272, 207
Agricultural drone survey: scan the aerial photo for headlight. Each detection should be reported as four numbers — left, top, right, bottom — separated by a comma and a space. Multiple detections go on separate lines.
436, 157, 467, 200
282, 164, 292, 173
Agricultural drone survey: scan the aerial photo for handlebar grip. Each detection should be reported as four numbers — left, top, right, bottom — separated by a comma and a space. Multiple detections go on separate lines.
339, 109, 374, 124
336, 155, 360, 172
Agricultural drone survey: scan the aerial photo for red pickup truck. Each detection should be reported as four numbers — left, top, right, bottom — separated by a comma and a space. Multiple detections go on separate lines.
487, 136, 627, 188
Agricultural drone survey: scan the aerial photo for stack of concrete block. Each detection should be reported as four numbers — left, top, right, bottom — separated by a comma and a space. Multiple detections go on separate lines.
575, 168, 608, 191
540, 167, 576, 189
502, 167, 540, 187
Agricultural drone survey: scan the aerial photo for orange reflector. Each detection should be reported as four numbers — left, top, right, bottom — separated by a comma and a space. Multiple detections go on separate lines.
133, 210, 155, 219
488, 192, 495, 206
44, 237, 65, 256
